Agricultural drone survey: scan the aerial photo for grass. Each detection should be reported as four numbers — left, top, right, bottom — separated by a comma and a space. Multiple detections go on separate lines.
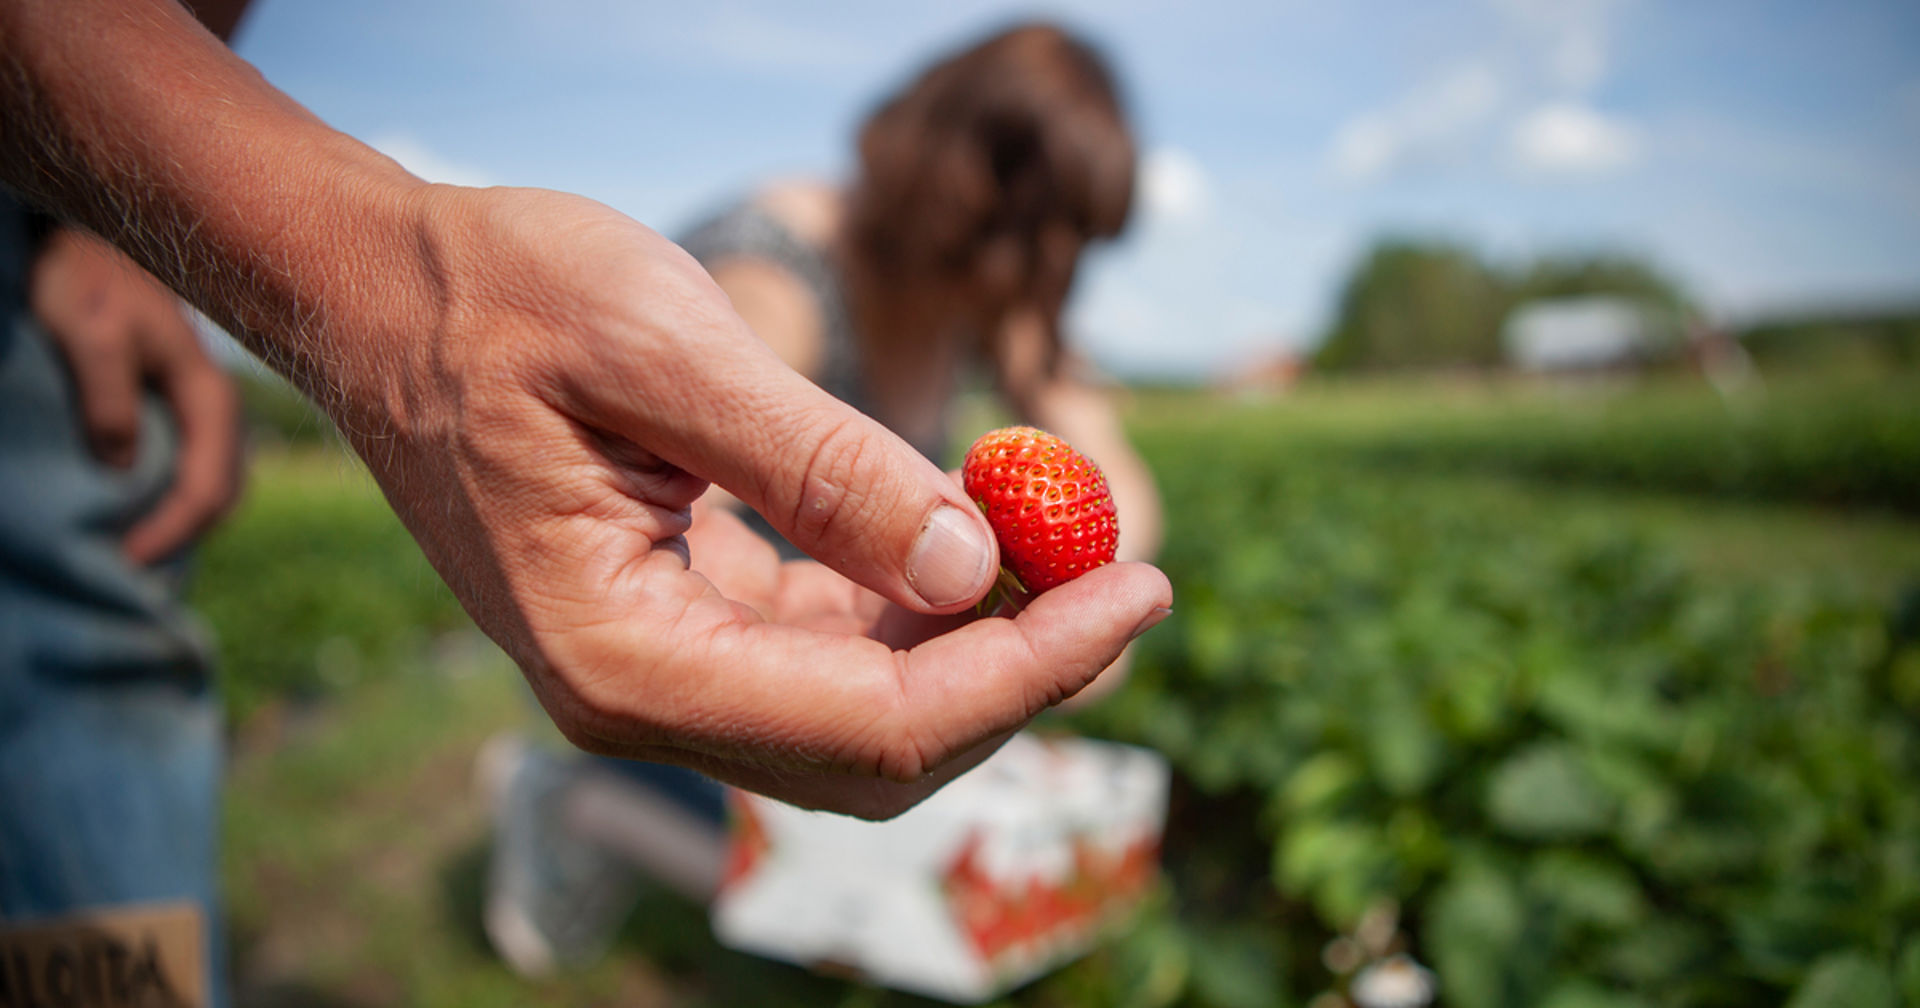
193, 448, 470, 722
222, 645, 713, 1008
219, 646, 981, 1007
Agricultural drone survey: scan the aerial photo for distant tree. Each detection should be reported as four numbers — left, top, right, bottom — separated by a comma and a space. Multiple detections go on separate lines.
1314, 238, 1509, 372
1513, 253, 1694, 319
1314, 239, 1697, 372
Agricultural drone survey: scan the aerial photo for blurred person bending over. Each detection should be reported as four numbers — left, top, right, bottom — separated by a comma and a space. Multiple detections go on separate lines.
480, 21, 1165, 975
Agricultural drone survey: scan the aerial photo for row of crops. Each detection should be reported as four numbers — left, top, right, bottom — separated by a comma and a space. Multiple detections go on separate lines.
1141, 373, 1920, 514
1042, 374, 1920, 1008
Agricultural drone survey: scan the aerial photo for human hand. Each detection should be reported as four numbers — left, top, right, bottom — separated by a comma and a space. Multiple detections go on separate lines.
668, 498, 1165, 813
331, 187, 1171, 818
28, 226, 243, 565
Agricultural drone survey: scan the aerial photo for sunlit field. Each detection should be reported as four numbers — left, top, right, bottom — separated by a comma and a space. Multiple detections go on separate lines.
194, 363, 1920, 1007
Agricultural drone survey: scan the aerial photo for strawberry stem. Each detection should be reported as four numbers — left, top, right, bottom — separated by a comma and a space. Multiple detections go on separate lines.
978, 566, 1033, 617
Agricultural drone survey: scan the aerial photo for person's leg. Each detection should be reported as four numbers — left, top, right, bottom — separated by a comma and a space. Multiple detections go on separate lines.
0, 210, 229, 1008
568, 758, 727, 902
477, 737, 728, 976
478, 737, 642, 976
0, 669, 226, 1005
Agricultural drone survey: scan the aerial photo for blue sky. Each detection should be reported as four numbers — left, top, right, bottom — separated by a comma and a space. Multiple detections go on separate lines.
232, 0, 1920, 379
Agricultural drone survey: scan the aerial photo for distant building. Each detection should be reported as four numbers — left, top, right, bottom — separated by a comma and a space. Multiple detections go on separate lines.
1218, 347, 1308, 397
1502, 296, 1674, 372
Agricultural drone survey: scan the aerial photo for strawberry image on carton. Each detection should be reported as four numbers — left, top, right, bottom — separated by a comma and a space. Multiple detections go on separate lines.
712, 734, 1171, 1003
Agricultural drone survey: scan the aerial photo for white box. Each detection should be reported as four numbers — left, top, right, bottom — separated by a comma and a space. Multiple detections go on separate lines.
711, 733, 1171, 1003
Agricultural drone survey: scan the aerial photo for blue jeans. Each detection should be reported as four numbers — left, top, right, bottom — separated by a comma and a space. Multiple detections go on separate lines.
0, 197, 227, 1008
597, 756, 728, 829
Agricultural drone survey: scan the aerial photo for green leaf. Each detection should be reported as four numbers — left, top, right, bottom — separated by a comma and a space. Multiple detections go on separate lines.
1186, 923, 1288, 1008
1732, 872, 1883, 982
1785, 950, 1896, 1008
1091, 897, 1193, 1008
1603, 918, 1715, 987
1364, 691, 1444, 797
1539, 981, 1655, 1008
1275, 819, 1391, 928
1486, 742, 1614, 840
1533, 661, 1679, 751
1428, 857, 1526, 1008
1281, 752, 1365, 816
1580, 745, 1675, 852
1525, 851, 1647, 930
1897, 935, 1920, 1006
1432, 657, 1513, 743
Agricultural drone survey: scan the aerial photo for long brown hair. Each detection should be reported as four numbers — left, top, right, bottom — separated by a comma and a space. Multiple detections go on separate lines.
844, 22, 1135, 373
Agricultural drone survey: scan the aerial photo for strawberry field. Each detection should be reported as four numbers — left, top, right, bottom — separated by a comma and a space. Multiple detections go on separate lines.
197, 372, 1920, 1007
1052, 374, 1920, 1008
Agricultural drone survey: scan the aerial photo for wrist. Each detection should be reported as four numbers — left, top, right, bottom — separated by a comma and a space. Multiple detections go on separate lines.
222, 140, 444, 440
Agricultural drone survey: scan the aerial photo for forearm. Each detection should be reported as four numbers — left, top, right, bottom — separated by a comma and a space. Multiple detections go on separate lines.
0, 0, 437, 430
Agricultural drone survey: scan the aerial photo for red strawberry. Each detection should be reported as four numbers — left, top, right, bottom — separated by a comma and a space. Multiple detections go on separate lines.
962, 426, 1118, 605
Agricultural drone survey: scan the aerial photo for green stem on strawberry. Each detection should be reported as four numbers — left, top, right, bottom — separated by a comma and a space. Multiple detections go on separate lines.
979, 565, 1034, 617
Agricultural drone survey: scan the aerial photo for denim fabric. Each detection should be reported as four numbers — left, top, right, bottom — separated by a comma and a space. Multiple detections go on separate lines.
599, 756, 728, 829
0, 194, 227, 1008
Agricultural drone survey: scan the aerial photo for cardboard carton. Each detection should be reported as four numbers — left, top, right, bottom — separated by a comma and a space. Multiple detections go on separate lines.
712, 734, 1170, 1003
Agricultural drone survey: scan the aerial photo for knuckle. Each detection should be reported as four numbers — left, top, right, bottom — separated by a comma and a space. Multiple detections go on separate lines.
868, 653, 941, 784
785, 416, 875, 549
873, 735, 935, 785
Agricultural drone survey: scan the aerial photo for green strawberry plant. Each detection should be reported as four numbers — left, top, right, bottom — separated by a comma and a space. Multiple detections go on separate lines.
1033, 403, 1920, 1008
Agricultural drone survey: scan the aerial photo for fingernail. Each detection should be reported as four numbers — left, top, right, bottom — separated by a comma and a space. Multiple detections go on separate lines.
1131, 607, 1173, 641
907, 504, 993, 608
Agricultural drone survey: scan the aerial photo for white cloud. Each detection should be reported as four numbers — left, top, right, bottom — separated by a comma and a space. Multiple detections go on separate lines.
1328, 117, 1399, 185
366, 132, 497, 188
1139, 146, 1213, 225
1327, 0, 1636, 185
1327, 63, 1501, 184
1509, 103, 1642, 176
